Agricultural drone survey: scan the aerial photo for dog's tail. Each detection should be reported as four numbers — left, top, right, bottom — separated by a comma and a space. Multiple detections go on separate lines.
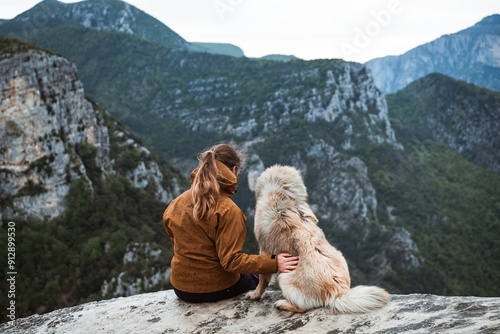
328, 285, 390, 314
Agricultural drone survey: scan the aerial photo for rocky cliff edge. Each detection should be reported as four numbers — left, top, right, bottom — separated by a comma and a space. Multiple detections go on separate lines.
2, 290, 499, 333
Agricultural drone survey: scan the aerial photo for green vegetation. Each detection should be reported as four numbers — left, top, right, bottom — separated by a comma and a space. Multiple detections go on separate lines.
0, 176, 174, 323
0, 67, 186, 322
0, 14, 498, 324
5, 120, 24, 138
374, 76, 500, 296
17, 179, 47, 197
85, 96, 189, 195
76, 143, 101, 184
0, 25, 345, 160
0, 35, 50, 60
354, 136, 500, 296
385, 73, 500, 173
118, 147, 142, 171
0, 0, 188, 50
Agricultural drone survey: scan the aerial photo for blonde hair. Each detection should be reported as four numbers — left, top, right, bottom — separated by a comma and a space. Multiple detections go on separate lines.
192, 144, 244, 221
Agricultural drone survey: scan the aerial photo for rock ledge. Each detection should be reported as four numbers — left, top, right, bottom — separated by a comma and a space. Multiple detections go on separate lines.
2, 290, 499, 333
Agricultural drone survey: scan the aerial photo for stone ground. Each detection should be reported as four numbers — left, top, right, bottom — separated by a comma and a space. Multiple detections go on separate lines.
2, 290, 500, 333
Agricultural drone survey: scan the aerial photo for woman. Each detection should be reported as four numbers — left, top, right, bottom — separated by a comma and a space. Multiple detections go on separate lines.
163, 143, 299, 303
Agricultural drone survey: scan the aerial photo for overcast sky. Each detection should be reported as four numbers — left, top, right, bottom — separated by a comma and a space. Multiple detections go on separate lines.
1, 0, 499, 62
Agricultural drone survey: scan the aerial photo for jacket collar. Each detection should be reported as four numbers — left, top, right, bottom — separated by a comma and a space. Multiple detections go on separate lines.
190, 160, 237, 197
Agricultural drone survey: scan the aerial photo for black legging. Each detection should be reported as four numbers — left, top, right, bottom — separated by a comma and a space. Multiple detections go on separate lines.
173, 274, 259, 303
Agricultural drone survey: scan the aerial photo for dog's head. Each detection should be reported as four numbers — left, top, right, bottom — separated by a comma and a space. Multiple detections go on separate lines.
255, 165, 308, 203
256, 164, 319, 224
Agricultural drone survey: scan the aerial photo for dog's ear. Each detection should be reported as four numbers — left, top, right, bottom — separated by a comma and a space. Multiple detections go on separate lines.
298, 204, 319, 224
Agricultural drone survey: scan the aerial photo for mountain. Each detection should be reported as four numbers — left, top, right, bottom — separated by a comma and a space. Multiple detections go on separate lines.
365, 14, 500, 93
386, 73, 500, 173
365, 74, 500, 296
3, 0, 189, 49
260, 54, 299, 62
0, 0, 249, 58
190, 42, 245, 57
0, 35, 184, 220
2, 0, 500, 320
0, 25, 402, 153
0, 36, 188, 321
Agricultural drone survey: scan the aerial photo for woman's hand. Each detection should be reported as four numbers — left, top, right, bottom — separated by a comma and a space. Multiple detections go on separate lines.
277, 253, 299, 273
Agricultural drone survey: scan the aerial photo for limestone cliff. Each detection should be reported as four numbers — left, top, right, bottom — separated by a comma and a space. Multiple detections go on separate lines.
2, 290, 499, 333
0, 48, 110, 220
0, 44, 183, 221
0, 37, 187, 318
365, 14, 500, 93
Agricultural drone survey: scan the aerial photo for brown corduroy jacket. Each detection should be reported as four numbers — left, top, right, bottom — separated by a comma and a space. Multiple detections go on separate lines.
162, 161, 277, 293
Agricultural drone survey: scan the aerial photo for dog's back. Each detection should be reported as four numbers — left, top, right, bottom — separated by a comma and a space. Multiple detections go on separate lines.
254, 165, 351, 300
250, 165, 390, 313
253, 165, 308, 255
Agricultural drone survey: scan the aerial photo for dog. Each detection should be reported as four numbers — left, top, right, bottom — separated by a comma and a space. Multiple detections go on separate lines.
247, 165, 390, 313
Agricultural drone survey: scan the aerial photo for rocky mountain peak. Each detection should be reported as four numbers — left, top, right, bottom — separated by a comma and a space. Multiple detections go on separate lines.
465, 14, 500, 33
365, 15, 500, 93
387, 73, 500, 173
11, 0, 189, 49
0, 45, 110, 220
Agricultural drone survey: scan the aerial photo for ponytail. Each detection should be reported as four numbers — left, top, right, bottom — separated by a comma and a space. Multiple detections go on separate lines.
191, 144, 244, 221
192, 151, 220, 221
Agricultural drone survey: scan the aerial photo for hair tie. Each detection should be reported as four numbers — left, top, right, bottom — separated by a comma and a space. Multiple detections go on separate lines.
197, 149, 217, 161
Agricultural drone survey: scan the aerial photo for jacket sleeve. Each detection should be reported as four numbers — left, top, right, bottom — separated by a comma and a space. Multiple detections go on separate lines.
215, 206, 277, 274
162, 205, 175, 249
162, 206, 173, 238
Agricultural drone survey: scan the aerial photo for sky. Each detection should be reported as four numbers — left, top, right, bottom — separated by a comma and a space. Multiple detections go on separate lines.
0, 0, 499, 63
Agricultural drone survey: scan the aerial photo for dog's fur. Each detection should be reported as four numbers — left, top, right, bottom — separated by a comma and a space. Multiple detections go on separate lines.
247, 165, 390, 313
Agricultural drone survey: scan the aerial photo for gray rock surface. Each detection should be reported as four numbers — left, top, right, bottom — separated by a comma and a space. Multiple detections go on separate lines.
0, 48, 183, 221
2, 290, 499, 333
0, 49, 111, 220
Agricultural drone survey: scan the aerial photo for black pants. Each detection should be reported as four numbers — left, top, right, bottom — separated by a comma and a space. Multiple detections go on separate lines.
173, 274, 259, 303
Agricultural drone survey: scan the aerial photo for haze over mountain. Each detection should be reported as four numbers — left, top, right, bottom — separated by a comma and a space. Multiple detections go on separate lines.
365, 14, 500, 94
1, 0, 499, 322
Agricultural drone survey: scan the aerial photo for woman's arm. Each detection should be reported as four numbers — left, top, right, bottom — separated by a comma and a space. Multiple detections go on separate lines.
215, 208, 277, 274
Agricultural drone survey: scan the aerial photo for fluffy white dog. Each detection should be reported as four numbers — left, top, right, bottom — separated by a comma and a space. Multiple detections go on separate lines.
247, 165, 390, 313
